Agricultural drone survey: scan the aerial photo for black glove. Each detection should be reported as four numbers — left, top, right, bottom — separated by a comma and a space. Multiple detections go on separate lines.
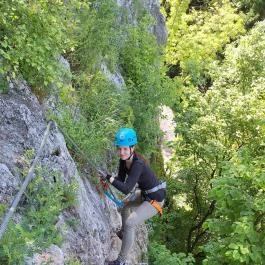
97, 169, 111, 181
104, 173, 111, 181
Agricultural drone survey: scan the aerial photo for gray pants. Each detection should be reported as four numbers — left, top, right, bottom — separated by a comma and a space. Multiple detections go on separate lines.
118, 191, 163, 263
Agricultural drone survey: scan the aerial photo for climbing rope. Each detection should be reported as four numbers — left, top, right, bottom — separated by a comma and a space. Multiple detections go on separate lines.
104, 191, 124, 207
53, 122, 124, 207
0, 120, 123, 241
99, 178, 124, 208
0, 120, 53, 240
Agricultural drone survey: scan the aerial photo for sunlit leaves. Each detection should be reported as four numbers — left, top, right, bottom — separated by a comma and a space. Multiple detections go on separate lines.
165, 0, 246, 84
166, 14, 265, 264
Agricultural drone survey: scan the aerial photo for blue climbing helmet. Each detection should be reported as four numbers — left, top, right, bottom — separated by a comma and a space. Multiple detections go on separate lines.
115, 128, 137, 146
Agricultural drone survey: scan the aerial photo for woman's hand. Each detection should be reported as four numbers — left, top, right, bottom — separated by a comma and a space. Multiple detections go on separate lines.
97, 168, 111, 181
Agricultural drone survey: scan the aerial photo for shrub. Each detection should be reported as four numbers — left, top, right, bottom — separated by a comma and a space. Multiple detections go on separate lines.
0, 151, 77, 264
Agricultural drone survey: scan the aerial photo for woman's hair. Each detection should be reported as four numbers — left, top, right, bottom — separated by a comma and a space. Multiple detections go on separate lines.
135, 152, 148, 164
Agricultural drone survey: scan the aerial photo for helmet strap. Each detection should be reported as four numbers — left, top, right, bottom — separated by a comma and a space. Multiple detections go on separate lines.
126, 146, 134, 160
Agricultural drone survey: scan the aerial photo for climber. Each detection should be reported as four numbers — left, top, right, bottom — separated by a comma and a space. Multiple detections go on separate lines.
100, 128, 166, 265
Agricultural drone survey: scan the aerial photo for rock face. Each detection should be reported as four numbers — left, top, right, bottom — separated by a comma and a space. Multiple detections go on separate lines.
0, 1, 166, 264
159, 106, 176, 164
142, 0, 168, 45
116, 0, 167, 45
101, 62, 126, 90
0, 81, 148, 265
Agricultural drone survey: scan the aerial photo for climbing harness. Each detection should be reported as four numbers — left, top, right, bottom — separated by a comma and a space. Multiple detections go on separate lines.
142, 181, 166, 216
144, 181, 166, 195
121, 184, 139, 205
149, 200, 163, 216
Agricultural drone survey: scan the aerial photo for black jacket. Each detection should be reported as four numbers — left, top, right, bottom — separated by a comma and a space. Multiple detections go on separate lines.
111, 154, 166, 202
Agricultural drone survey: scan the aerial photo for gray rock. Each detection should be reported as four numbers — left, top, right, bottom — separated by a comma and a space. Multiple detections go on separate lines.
0, 163, 20, 204
101, 63, 126, 90
144, 0, 168, 45
0, 79, 46, 175
27, 245, 64, 265
116, 0, 167, 45
41, 55, 72, 114
0, 80, 148, 264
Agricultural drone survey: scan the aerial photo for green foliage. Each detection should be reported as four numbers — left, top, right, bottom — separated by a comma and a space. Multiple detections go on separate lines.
235, 0, 265, 19
120, 15, 174, 155
65, 217, 80, 232
73, 0, 121, 72
169, 73, 264, 257
0, 1, 86, 94
164, 0, 246, 87
149, 242, 195, 265
166, 0, 246, 65
55, 72, 131, 166
203, 151, 265, 264
200, 20, 265, 264
65, 258, 81, 265
0, 152, 77, 264
160, 17, 265, 263
0, 0, 171, 160
59, 3, 174, 162
0, 204, 7, 216
0, 59, 8, 93
211, 20, 265, 93
0, 77, 8, 93
54, 0, 138, 166
150, 147, 166, 179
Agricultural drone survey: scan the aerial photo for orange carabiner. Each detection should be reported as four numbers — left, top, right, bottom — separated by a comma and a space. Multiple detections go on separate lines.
149, 200, 163, 216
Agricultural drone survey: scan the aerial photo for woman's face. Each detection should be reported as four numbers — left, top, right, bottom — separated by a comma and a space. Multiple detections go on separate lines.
117, 146, 135, 160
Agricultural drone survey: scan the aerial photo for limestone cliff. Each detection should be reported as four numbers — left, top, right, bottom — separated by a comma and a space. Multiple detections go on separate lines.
0, 80, 147, 265
0, 1, 166, 264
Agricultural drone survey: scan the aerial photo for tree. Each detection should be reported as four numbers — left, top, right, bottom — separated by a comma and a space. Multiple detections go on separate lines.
163, 0, 245, 90
167, 19, 265, 263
